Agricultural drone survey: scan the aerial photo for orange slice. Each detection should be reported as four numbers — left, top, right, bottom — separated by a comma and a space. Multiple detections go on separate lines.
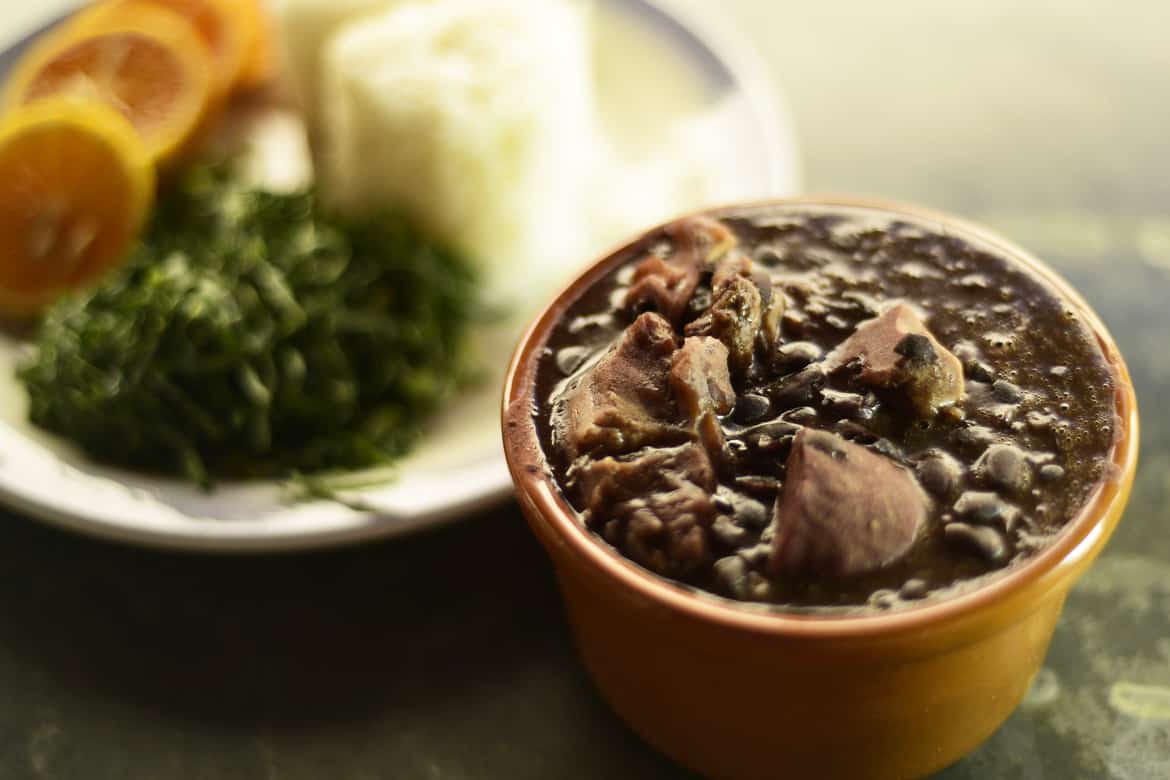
236, 0, 278, 90
90, 0, 253, 96
4, 5, 213, 165
0, 100, 154, 315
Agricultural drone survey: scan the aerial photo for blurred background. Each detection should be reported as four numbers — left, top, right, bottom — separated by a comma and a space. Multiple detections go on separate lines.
0, 1, 1167, 778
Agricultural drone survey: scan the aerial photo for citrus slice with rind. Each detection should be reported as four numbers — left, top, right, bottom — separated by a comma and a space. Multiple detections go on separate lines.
4, 5, 213, 164
87, 0, 253, 96
236, 0, 278, 90
0, 100, 155, 315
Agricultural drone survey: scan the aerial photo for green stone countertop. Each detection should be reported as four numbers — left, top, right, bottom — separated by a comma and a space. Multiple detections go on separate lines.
0, 0, 1168, 777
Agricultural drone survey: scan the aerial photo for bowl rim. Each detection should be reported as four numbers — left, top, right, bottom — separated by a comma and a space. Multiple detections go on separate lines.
502, 195, 1140, 641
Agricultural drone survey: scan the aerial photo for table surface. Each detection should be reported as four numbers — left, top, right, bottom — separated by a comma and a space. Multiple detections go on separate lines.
1, 1, 1169, 778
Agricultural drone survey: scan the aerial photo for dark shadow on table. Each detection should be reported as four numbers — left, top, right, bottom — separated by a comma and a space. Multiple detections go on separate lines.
0, 504, 691, 777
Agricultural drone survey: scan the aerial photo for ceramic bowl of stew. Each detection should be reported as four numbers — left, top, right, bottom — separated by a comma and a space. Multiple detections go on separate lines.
502, 198, 1138, 780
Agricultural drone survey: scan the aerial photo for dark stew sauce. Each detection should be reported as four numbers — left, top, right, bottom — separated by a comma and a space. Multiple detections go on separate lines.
534, 205, 1118, 613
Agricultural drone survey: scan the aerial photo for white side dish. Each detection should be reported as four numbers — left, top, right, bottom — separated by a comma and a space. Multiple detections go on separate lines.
318, 0, 598, 305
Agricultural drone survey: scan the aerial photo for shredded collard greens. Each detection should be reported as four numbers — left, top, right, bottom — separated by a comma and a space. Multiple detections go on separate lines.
18, 165, 483, 487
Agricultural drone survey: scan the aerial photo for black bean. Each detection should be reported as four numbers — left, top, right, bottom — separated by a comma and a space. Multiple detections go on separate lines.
555, 345, 593, 376
944, 522, 1008, 564
1037, 463, 1064, 482
754, 246, 784, 266
713, 556, 749, 597
782, 310, 808, 338
820, 389, 869, 419
869, 589, 899, 610
991, 380, 1024, 403
824, 314, 851, 330
834, 420, 878, 444
970, 502, 1004, 525
734, 497, 770, 530
733, 393, 771, 424
711, 515, 749, 547
780, 406, 818, 425
968, 362, 996, 383
916, 452, 963, 498
768, 363, 826, 409
567, 311, 615, 334
953, 424, 998, 453
954, 490, 1021, 531
976, 443, 1032, 494
900, 578, 929, 600
840, 290, 881, 316
745, 571, 774, 601
774, 341, 822, 371
738, 543, 771, 567
895, 333, 937, 363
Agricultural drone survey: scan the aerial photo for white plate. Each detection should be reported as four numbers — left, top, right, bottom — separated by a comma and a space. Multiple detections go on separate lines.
0, 0, 801, 551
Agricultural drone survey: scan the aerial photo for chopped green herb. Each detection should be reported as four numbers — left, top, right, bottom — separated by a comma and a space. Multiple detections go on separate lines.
18, 165, 483, 487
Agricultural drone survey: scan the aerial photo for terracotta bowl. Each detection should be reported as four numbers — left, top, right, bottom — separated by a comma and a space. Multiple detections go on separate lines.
501, 198, 1139, 780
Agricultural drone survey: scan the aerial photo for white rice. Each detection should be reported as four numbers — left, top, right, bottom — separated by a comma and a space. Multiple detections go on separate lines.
319, 0, 599, 305
280, 0, 739, 309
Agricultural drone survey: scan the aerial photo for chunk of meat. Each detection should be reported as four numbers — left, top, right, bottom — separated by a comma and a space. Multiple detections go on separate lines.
686, 275, 762, 373
713, 255, 784, 340
711, 251, 753, 293
823, 302, 964, 415
760, 282, 786, 355
673, 214, 737, 265
770, 429, 929, 577
625, 216, 738, 322
695, 410, 734, 476
575, 443, 718, 578
551, 312, 683, 461
669, 336, 735, 420
625, 254, 698, 324
667, 337, 736, 471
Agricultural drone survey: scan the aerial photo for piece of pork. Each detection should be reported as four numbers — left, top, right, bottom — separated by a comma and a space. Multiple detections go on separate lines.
669, 336, 736, 420
686, 275, 763, 374
550, 312, 683, 462
770, 429, 928, 577
823, 302, 964, 415
625, 216, 737, 323
668, 336, 737, 473
711, 251, 753, 292
712, 253, 785, 345
575, 443, 718, 578
688, 247, 786, 372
